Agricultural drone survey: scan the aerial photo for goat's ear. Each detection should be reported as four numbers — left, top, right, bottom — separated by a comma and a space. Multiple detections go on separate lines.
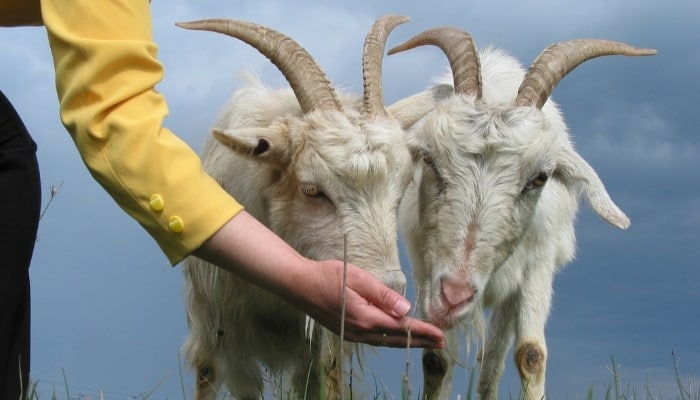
387, 86, 447, 130
212, 126, 291, 167
553, 148, 631, 229
404, 127, 428, 163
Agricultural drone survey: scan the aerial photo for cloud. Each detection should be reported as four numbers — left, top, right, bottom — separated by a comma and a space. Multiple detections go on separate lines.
8, 1, 698, 399
582, 102, 697, 166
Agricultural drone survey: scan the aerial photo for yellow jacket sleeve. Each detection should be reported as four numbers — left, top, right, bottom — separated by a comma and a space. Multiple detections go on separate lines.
39, 0, 244, 264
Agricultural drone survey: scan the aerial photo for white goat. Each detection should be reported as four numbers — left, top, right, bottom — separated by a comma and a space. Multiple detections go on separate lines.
176, 16, 413, 400
387, 28, 655, 399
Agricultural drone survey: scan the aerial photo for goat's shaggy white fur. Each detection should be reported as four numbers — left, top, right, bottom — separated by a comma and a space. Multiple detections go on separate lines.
182, 73, 414, 399
389, 45, 638, 399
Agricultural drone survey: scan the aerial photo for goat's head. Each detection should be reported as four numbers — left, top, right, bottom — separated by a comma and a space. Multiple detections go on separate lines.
388, 28, 656, 327
177, 16, 414, 293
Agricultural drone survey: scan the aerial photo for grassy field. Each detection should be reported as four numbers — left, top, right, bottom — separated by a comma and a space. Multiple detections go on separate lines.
23, 352, 699, 400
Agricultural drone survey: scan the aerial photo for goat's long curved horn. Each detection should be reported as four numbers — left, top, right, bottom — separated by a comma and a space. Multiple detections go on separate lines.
176, 19, 341, 113
362, 15, 410, 119
515, 39, 657, 109
388, 27, 481, 100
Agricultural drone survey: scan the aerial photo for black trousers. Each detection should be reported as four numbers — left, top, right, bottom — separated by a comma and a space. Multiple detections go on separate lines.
0, 90, 41, 400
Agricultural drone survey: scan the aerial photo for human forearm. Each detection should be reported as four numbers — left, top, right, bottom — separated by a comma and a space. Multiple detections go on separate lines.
192, 211, 309, 296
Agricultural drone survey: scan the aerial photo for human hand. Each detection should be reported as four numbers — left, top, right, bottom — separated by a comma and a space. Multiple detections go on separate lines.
195, 211, 444, 348
292, 258, 445, 349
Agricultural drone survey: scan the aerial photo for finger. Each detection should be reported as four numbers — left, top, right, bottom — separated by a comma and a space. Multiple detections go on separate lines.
340, 289, 444, 346
348, 319, 445, 348
402, 317, 445, 346
342, 306, 445, 348
374, 332, 443, 348
347, 265, 412, 318
395, 317, 445, 348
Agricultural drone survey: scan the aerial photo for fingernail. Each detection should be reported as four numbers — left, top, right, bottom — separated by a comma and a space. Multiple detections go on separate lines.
393, 298, 411, 317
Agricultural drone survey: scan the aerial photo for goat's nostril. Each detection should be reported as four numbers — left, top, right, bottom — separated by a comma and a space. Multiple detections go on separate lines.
440, 276, 474, 308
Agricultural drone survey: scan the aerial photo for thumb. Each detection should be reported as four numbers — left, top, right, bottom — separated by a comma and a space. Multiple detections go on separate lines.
350, 265, 412, 318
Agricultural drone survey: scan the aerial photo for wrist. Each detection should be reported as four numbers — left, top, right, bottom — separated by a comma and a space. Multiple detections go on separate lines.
194, 211, 312, 301
281, 256, 319, 309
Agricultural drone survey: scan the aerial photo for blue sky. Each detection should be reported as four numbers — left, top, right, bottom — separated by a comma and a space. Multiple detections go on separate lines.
2, 0, 698, 398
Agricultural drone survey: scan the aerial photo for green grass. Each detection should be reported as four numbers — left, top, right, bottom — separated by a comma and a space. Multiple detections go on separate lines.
595, 352, 698, 400
23, 351, 699, 400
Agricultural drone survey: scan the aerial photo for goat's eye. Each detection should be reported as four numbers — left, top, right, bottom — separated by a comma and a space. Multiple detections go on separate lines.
299, 182, 322, 197
524, 172, 549, 192
423, 154, 435, 167
532, 172, 549, 187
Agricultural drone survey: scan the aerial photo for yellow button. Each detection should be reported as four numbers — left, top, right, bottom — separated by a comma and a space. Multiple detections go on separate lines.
150, 194, 164, 212
168, 216, 184, 233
